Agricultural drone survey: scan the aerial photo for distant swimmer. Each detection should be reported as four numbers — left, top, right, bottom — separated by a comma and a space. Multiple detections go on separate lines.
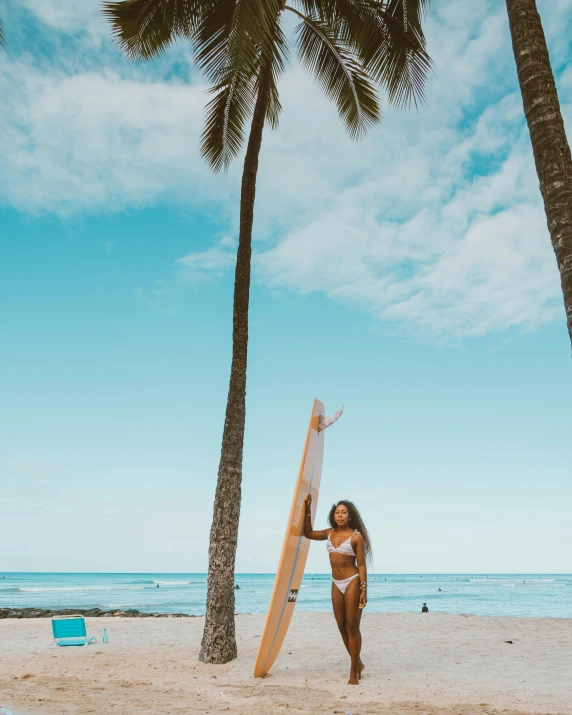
156, 584, 160, 588
235, 584, 241, 590
422, 603, 429, 613
438, 588, 442, 592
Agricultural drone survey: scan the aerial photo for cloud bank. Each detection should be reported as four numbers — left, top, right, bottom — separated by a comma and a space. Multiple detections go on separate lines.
1, 0, 570, 337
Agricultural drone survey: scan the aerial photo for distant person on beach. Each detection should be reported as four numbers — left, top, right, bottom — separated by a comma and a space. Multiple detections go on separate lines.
234, 584, 240, 590
304, 495, 372, 686
422, 603, 429, 613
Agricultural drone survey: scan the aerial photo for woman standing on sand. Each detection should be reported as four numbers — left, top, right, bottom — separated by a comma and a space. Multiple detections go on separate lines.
304, 496, 372, 685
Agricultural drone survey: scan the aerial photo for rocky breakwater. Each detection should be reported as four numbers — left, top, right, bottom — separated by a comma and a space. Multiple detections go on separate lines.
0, 607, 192, 618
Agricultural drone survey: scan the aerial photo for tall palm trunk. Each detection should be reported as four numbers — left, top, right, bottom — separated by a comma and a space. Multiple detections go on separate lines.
199, 59, 273, 664
505, 0, 572, 346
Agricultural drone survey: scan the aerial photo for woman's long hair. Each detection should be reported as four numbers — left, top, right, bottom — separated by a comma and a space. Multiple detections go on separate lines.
328, 500, 372, 564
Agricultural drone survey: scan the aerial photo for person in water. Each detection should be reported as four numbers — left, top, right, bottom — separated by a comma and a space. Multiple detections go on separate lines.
304, 495, 372, 685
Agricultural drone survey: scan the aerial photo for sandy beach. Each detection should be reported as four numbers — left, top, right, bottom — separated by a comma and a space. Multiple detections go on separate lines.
1, 612, 571, 715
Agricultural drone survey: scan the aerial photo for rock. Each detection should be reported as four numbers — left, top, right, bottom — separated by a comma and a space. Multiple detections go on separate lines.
82, 608, 104, 617
0, 607, 192, 618
24, 609, 52, 618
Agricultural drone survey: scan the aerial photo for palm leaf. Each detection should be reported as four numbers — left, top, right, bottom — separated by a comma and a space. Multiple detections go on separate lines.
103, 0, 202, 60
201, 33, 285, 170
200, 9, 286, 169
201, 68, 258, 172
266, 66, 282, 129
104, 0, 282, 68
360, 0, 433, 108
0, 15, 5, 47
298, 0, 432, 109
388, 0, 431, 34
297, 0, 371, 30
263, 22, 288, 129
194, 0, 283, 81
287, 7, 380, 139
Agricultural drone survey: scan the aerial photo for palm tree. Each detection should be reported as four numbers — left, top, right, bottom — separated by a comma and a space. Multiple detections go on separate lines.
104, 0, 431, 663
505, 0, 572, 346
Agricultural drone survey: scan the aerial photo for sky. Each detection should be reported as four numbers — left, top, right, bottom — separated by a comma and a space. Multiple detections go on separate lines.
1, 0, 571, 575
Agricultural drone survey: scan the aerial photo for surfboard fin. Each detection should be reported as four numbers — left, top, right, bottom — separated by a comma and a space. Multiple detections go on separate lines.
318, 406, 344, 432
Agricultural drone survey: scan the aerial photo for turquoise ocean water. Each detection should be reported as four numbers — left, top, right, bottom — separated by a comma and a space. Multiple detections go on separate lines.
0, 573, 570, 617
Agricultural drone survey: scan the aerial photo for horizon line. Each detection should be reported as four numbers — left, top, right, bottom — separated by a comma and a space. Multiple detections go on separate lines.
2, 571, 570, 576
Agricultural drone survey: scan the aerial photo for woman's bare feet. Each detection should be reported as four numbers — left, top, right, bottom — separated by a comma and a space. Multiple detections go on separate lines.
359, 660, 365, 679
348, 668, 360, 685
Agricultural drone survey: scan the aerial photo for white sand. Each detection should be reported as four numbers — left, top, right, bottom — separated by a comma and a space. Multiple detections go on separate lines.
1, 613, 571, 715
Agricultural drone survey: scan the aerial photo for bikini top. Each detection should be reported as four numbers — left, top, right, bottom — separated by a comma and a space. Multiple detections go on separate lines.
326, 529, 359, 556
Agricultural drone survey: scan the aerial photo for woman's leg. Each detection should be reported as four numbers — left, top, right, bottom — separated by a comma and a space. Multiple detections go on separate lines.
332, 580, 365, 679
344, 577, 363, 685
331, 581, 349, 652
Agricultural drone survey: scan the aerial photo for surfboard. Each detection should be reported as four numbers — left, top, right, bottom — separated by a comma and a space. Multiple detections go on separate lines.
253, 398, 332, 678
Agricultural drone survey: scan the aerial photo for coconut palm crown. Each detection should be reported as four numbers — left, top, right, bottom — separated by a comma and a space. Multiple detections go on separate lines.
104, 0, 432, 171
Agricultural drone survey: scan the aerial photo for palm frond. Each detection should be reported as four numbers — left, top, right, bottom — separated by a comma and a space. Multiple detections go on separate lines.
103, 0, 202, 60
201, 68, 258, 172
389, 0, 431, 33
199, 5, 286, 166
287, 7, 380, 139
263, 22, 288, 129
294, 0, 432, 109
0, 15, 5, 47
359, 0, 433, 109
297, 0, 369, 29
201, 26, 285, 171
194, 0, 284, 82
266, 67, 282, 129
103, 0, 283, 69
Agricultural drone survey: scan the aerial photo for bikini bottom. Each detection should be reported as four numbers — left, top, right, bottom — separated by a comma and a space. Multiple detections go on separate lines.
332, 572, 359, 595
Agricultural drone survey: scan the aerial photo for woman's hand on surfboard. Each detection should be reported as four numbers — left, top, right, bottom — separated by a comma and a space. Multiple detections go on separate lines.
305, 494, 312, 514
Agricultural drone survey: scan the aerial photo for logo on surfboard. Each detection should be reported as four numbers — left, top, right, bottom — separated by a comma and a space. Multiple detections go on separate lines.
287, 589, 299, 602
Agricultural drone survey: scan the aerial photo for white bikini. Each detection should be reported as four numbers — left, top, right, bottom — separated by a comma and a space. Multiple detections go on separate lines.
327, 529, 360, 594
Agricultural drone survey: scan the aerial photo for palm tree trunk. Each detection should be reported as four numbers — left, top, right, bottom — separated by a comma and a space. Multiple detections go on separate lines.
505, 0, 572, 346
199, 59, 273, 664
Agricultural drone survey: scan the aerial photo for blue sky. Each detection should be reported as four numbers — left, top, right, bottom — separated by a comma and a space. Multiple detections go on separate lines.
1, 0, 571, 574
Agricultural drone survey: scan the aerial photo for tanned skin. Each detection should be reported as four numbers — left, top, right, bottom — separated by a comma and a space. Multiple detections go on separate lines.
303, 495, 367, 685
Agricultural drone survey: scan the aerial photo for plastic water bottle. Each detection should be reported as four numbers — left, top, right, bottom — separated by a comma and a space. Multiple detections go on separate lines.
103, 628, 108, 644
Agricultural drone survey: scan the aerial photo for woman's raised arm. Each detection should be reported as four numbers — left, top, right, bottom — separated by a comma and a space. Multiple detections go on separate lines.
303, 494, 331, 540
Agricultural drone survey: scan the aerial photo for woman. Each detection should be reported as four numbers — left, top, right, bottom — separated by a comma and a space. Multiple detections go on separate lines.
304, 495, 372, 684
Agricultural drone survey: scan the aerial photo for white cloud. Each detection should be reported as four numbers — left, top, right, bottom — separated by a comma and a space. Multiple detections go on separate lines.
0, 61, 233, 215
175, 240, 237, 280
248, 3, 568, 337
18, 0, 102, 32
1, 0, 570, 337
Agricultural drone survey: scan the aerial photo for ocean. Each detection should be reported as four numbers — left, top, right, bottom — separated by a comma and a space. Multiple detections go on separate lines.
1, 573, 570, 618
